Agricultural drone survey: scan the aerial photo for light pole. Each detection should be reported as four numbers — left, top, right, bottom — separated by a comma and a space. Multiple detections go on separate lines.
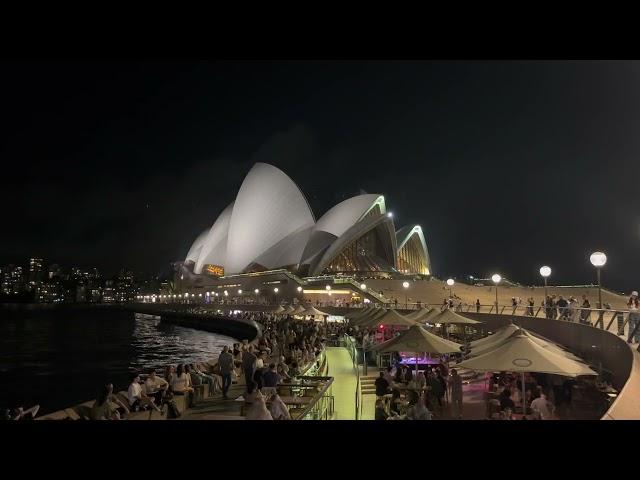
254, 288, 259, 304
590, 252, 607, 309
274, 287, 279, 305
402, 281, 409, 309
539, 266, 551, 308
491, 274, 501, 314
446, 278, 455, 299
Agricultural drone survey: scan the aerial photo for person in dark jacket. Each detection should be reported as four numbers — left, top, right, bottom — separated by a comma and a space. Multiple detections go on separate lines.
375, 371, 390, 398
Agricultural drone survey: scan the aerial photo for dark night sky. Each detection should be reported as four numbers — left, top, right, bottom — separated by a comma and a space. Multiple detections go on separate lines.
1, 61, 639, 290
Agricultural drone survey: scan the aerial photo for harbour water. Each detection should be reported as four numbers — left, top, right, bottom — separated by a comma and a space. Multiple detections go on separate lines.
0, 306, 235, 414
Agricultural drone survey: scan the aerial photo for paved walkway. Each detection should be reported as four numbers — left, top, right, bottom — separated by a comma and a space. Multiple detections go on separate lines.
325, 347, 359, 420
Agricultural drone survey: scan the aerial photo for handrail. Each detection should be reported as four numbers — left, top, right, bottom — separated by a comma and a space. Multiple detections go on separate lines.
339, 335, 362, 420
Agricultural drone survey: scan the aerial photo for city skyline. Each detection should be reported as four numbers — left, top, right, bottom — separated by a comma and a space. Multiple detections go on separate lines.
2, 61, 639, 289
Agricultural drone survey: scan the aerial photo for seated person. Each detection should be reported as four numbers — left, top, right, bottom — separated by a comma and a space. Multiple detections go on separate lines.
92, 383, 129, 420
289, 361, 301, 378
266, 393, 291, 420
406, 392, 433, 420
6, 404, 40, 420
375, 399, 389, 420
144, 370, 168, 407
170, 364, 194, 395
245, 392, 273, 420
128, 373, 161, 412
243, 381, 260, 405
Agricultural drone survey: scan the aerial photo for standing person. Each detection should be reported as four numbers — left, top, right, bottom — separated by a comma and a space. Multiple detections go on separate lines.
476, 299, 481, 313
530, 389, 555, 420
218, 346, 234, 399
580, 295, 591, 325
557, 296, 568, 320
449, 369, 463, 419
242, 345, 257, 391
628, 291, 640, 344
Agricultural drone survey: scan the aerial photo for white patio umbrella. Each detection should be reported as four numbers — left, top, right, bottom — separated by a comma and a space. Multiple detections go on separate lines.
272, 305, 286, 314
301, 305, 330, 322
470, 323, 520, 348
291, 304, 307, 315
431, 308, 482, 344
351, 308, 387, 326
359, 309, 419, 329
405, 308, 434, 322
345, 307, 373, 320
470, 328, 584, 362
373, 324, 463, 380
419, 308, 443, 325
456, 330, 597, 414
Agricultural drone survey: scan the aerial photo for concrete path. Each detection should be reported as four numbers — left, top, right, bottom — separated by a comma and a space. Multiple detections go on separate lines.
325, 347, 359, 420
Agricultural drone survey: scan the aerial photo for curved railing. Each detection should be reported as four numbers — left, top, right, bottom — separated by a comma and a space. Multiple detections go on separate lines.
459, 312, 640, 420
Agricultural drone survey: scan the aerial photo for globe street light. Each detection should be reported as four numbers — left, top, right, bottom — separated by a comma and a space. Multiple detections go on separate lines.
491, 274, 502, 314
274, 287, 279, 305
402, 281, 410, 309
446, 278, 455, 299
539, 266, 551, 307
590, 252, 607, 310
360, 283, 367, 290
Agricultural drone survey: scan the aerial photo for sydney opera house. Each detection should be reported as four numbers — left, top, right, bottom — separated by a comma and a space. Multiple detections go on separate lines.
176, 163, 431, 300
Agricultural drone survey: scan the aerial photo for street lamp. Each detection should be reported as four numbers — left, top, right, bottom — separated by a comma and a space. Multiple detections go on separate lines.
491, 274, 501, 314
360, 283, 367, 290
274, 287, 279, 305
297, 286, 303, 293
446, 278, 455, 298
402, 281, 410, 309
590, 252, 607, 309
539, 266, 551, 305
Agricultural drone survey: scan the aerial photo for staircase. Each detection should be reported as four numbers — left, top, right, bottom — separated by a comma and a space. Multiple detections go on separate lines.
361, 372, 379, 395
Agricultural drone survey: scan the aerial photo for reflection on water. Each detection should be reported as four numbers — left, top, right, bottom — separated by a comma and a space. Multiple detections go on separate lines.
0, 308, 235, 414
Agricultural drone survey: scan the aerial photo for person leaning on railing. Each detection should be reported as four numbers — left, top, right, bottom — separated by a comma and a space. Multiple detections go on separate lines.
628, 291, 640, 344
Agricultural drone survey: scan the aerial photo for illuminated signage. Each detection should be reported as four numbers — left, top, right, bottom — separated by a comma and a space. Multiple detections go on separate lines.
204, 264, 224, 277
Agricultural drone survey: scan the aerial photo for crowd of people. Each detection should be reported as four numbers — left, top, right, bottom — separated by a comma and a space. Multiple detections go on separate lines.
372, 363, 463, 421
85, 312, 336, 420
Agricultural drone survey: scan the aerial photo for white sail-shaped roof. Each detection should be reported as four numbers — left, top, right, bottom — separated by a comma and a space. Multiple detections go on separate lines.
185, 229, 209, 264
314, 194, 385, 237
225, 163, 315, 274
194, 202, 234, 274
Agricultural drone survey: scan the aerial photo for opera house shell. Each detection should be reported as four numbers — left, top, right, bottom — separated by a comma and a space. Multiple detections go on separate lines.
181, 163, 431, 279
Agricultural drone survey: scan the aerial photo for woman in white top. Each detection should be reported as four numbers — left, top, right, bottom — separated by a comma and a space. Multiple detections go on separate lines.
171, 364, 194, 394
245, 392, 273, 420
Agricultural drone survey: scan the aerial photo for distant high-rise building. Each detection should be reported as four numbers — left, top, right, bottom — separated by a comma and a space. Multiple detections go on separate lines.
48, 263, 62, 280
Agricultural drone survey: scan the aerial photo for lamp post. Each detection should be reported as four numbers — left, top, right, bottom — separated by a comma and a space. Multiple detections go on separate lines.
590, 252, 607, 309
274, 287, 279, 305
254, 288, 259, 304
446, 278, 455, 299
539, 266, 551, 307
402, 281, 409, 309
491, 274, 501, 314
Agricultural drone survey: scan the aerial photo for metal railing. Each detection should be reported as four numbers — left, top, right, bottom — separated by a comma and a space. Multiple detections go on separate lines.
339, 335, 363, 420
403, 303, 640, 345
